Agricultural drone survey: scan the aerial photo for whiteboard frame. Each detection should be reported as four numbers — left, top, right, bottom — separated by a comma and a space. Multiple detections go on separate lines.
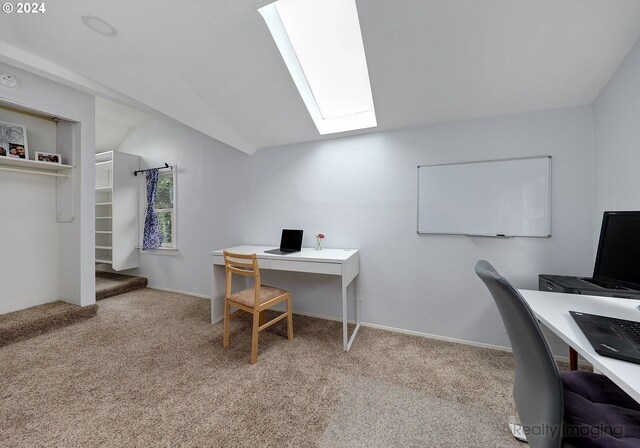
417, 155, 552, 237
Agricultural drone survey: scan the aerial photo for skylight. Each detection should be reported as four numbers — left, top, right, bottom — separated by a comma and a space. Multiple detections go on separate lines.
259, 0, 377, 135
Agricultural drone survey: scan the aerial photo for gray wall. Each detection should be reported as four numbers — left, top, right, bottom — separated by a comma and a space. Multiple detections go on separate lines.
593, 38, 640, 245
247, 106, 594, 348
116, 119, 249, 296
122, 106, 593, 349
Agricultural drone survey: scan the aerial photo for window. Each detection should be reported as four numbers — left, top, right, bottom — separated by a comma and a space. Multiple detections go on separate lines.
144, 169, 177, 250
259, 0, 376, 135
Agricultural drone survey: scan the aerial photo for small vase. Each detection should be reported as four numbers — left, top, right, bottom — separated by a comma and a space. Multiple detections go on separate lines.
315, 238, 323, 250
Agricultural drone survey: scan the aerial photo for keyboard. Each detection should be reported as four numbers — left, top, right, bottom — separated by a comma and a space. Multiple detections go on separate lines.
584, 279, 628, 290
613, 318, 640, 346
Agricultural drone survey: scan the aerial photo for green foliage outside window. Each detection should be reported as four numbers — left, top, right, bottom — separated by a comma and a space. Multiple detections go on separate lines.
154, 175, 174, 247
157, 212, 172, 245
156, 177, 173, 209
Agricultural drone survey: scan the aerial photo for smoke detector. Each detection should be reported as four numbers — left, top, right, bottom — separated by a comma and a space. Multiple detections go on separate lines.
0, 74, 18, 89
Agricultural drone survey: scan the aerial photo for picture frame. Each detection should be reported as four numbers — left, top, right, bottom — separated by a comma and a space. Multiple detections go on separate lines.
0, 120, 28, 159
35, 151, 62, 164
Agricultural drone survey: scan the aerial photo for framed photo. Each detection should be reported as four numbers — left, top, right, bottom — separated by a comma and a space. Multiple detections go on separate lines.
0, 120, 27, 159
35, 151, 62, 164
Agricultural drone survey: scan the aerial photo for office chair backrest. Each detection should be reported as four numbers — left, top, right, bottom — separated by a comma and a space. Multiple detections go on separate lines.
223, 251, 261, 307
475, 260, 564, 448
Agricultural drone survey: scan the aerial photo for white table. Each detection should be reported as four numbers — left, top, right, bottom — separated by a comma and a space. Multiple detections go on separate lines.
211, 246, 361, 351
519, 289, 640, 403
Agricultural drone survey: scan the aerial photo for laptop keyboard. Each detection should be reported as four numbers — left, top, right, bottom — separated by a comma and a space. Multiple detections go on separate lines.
585, 279, 628, 290
613, 318, 640, 346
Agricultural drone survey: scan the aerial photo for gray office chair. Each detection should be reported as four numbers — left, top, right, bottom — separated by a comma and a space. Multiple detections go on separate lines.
475, 260, 640, 448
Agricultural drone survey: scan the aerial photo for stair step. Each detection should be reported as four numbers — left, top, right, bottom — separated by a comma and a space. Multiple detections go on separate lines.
0, 301, 98, 348
96, 271, 148, 300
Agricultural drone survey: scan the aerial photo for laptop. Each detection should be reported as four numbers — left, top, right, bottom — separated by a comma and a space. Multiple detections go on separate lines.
570, 311, 640, 365
264, 229, 303, 255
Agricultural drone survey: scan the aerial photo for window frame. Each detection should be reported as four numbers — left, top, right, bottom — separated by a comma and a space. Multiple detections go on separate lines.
140, 167, 177, 253
154, 170, 176, 249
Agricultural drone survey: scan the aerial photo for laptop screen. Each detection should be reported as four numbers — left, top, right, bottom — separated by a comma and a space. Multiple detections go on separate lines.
593, 211, 640, 290
280, 229, 303, 251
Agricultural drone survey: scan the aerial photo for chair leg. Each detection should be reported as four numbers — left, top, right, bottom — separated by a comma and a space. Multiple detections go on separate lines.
251, 310, 260, 364
286, 294, 294, 341
223, 300, 230, 348
259, 311, 265, 327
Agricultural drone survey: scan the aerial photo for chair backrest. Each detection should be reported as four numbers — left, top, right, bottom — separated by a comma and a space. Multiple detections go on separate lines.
223, 251, 261, 308
475, 260, 564, 448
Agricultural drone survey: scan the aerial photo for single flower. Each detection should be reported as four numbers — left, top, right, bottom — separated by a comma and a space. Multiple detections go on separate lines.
315, 233, 325, 239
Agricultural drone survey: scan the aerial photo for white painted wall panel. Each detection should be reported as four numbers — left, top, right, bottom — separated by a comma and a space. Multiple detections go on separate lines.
0, 172, 59, 313
112, 151, 139, 270
593, 39, 640, 250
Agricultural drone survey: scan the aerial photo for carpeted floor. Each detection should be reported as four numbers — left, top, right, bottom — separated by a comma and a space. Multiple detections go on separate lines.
0, 301, 98, 348
95, 271, 148, 300
1, 288, 523, 447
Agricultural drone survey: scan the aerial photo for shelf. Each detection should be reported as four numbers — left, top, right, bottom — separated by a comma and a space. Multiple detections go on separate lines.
95, 245, 112, 250
95, 186, 112, 191
95, 160, 113, 167
95, 216, 112, 219
95, 258, 112, 264
0, 157, 74, 177
95, 202, 112, 206
95, 151, 113, 164
95, 231, 112, 234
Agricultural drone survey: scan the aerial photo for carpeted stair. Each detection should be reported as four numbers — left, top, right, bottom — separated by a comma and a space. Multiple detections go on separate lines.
0, 301, 98, 348
96, 271, 148, 300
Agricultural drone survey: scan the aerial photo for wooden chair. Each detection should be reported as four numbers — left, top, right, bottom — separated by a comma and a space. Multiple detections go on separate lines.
222, 250, 293, 364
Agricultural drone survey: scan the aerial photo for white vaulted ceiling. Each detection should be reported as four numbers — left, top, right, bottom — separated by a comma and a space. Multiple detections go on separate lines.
95, 97, 155, 152
0, 0, 639, 154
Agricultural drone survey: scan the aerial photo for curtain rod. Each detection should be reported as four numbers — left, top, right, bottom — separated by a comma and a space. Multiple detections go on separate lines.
133, 163, 173, 176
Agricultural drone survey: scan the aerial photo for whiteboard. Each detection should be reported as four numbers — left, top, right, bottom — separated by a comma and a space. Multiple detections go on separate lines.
417, 156, 551, 237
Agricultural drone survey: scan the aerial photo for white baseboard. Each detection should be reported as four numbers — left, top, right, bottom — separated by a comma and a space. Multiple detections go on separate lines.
146, 285, 210, 300
358, 322, 589, 366
289, 309, 356, 324
208, 303, 509, 352
140, 288, 587, 366
360, 321, 513, 352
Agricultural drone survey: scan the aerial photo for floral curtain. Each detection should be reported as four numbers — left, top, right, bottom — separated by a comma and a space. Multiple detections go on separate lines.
143, 168, 162, 250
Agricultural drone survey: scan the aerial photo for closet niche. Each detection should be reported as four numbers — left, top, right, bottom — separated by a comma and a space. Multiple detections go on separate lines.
0, 101, 80, 314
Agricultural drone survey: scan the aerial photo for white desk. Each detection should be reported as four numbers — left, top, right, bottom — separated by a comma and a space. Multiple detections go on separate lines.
519, 289, 640, 403
211, 245, 361, 351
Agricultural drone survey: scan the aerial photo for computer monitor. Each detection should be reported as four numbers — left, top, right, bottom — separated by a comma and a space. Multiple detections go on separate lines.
593, 211, 640, 290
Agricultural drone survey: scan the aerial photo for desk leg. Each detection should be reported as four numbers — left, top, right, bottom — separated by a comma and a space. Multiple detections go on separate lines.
569, 347, 578, 371
342, 274, 361, 352
211, 264, 226, 323
342, 284, 348, 351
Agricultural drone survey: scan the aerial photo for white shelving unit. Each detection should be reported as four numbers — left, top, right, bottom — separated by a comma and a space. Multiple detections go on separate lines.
95, 150, 140, 270
95, 151, 113, 267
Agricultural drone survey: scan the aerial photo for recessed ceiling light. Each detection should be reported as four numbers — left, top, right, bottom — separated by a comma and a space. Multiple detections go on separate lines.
82, 16, 118, 37
259, 0, 376, 135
